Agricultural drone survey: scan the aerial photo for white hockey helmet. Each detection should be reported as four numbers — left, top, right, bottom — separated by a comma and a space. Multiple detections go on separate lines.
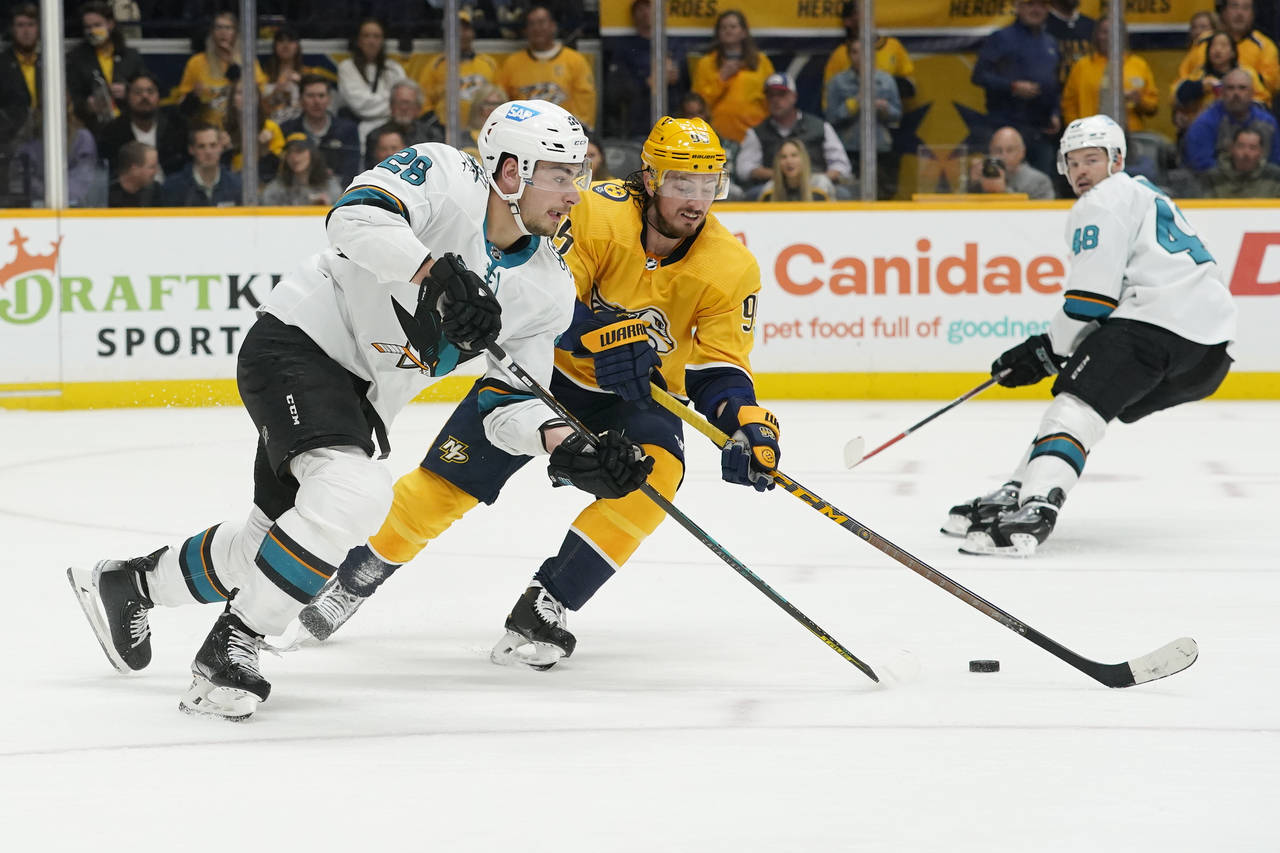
477, 99, 590, 205
1057, 114, 1126, 176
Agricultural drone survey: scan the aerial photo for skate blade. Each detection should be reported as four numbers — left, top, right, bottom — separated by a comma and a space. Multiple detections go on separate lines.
958, 531, 1037, 557
178, 677, 259, 722
489, 631, 564, 671
66, 565, 131, 674
939, 514, 974, 537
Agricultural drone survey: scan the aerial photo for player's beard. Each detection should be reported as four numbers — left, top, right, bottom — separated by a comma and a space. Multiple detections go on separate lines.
647, 200, 703, 240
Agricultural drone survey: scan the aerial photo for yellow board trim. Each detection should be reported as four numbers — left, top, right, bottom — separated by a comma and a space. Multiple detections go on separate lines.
2, 372, 1276, 410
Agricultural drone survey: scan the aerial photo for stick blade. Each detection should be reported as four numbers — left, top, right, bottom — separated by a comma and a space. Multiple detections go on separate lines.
1127, 636, 1199, 686
842, 437, 865, 469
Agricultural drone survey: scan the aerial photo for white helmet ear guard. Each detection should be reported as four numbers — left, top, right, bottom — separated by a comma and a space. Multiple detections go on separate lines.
477, 100, 590, 215
1057, 114, 1126, 176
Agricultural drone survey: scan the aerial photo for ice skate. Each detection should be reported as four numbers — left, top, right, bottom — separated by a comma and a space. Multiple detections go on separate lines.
179, 605, 271, 721
66, 547, 164, 673
490, 582, 576, 671
942, 481, 1021, 537
297, 575, 367, 643
960, 489, 1065, 557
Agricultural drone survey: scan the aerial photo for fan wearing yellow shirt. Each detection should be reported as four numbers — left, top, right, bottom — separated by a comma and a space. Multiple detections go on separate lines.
298, 118, 783, 671
820, 1, 915, 110
498, 4, 596, 128
419, 8, 500, 126
1061, 17, 1158, 130
170, 11, 267, 127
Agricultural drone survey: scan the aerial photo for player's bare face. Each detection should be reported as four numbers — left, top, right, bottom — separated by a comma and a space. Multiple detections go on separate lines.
518, 162, 586, 236
1064, 147, 1113, 196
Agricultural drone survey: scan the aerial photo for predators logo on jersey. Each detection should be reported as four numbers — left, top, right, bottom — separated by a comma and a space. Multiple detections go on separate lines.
589, 285, 676, 355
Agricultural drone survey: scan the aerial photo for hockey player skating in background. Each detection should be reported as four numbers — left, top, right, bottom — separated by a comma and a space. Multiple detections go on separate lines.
946, 114, 1237, 557
298, 116, 782, 669
67, 100, 653, 719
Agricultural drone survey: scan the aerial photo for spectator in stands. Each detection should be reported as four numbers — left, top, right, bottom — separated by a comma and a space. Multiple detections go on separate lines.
1172, 30, 1269, 135
585, 129, 612, 181
365, 126, 407, 169
1183, 67, 1280, 172
419, 8, 499, 128
1060, 16, 1158, 130
97, 71, 189, 180
10, 99, 105, 207
602, 0, 686, 139
1187, 10, 1221, 48
337, 18, 407, 152
459, 83, 508, 159
220, 73, 284, 178
0, 3, 40, 150
758, 139, 836, 202
1045, 0, 1095, 88
1176, 0, 1278, 96
967, 125, 1055, 199
498, 4, 596, 128
821, 1, 915, 108
825, 37, 902, 200
972, 0, 1061, 177
107, 139, 158, 206
736, 72, 851, 201
692, 9, 774, 145
262, 25, 311, 127
675, 91, 711, 123
280, 75, 361, 186
66, 1, 146, 137
366, 80, 443, 153
162, 123, 240, 206
261, 132, 343, 206
171, 11, 266, 127
1200, 126, 1280, 197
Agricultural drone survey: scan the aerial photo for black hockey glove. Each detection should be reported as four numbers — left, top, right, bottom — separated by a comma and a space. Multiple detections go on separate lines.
547, 429, 654, 500
992, 333, 1062, 388
423, 253, 502, 352
567, 312, 661, 402
715, 399, 781, 492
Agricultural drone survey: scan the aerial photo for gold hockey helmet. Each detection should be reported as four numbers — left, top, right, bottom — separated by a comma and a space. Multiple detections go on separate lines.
641, 117, 730, 200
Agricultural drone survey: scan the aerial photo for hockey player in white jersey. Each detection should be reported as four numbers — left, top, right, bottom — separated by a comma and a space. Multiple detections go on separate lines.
66, 100, 653, 719
945, 115, 1237, 556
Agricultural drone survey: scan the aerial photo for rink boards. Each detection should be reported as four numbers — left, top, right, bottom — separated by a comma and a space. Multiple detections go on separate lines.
1, 201, 1277, 409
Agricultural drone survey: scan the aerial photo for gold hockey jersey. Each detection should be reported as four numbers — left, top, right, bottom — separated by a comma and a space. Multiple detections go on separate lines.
555, 181, 761, 401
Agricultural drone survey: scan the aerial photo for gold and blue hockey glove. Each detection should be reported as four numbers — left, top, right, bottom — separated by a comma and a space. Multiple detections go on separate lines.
572, 313, 661, 402
992, 333, 1062, 388
717, 401, 781, 492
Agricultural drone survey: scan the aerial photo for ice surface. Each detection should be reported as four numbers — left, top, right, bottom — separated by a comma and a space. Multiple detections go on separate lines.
2, 399, 1277, 851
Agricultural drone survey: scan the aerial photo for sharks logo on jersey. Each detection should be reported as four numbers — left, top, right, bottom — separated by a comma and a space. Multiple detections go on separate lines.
588, 284, 676, 355
460, 151, 487, 186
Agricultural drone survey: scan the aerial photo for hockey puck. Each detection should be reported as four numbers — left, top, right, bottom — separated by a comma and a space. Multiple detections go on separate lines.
969, 659, 1000, 673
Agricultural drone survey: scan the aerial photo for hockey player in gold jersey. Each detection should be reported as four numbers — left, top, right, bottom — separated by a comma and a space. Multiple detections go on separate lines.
299, 117, 782, 669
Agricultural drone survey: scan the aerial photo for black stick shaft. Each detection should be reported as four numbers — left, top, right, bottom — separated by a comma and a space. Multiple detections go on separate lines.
650, 384, 1185, 689
486, 341, 879, 683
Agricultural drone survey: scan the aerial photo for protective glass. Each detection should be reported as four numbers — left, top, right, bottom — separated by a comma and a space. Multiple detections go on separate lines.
651, 169, 730, 201
525, 159, 593, 193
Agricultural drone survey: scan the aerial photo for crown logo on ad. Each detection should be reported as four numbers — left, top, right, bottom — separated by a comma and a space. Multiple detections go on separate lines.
0, 228, 63, 286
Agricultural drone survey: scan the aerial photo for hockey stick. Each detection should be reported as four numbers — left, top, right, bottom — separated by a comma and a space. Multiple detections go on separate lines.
650, 383, 1197, 688
842, 370, 1012, 468
482, 340, 879, 683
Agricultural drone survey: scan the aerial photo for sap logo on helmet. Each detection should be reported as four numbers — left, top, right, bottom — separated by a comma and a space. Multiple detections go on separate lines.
505, 104, 540, 122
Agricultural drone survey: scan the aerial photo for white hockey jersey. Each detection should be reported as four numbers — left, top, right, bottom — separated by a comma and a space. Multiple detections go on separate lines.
261, 142, 574, 458
1049, 172, 1237, 355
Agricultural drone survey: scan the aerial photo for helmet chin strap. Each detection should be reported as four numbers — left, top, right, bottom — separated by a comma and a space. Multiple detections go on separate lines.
491, 176, 533, 237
